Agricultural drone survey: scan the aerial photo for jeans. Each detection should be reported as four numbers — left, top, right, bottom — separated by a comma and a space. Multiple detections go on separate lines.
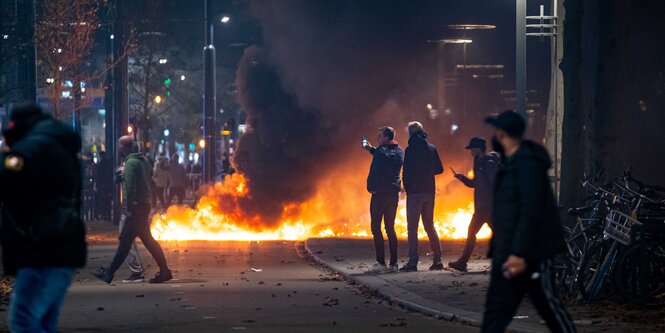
481, 259, 576, 333
9, 267, 75, 333
406, 192, 441, 265
457, 210, 492, 263
108, 205, 169, 275
119, 214, 144, 274
370, 193, 399, 266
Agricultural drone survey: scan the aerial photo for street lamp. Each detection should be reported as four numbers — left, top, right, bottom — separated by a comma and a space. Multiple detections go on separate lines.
203, 1, 231, 184
446, 24, 496, 122
427, 38, 473, 114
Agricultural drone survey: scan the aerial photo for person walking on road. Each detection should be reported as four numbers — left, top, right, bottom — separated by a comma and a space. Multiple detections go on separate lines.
364, 126, 404, 273
92, 136, 172, 284
0, 104, 87, 332
152, 152, 169, 210
449, 137, 499, 272
481, 110, 575, 333
167, 154, 188, 206
400, 121, 444, 272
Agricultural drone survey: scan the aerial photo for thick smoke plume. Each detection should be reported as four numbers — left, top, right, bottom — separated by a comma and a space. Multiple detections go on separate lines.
231, 1, 475, 227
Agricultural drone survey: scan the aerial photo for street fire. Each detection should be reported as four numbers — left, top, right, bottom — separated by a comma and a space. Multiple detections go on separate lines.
150, 172, 491, 242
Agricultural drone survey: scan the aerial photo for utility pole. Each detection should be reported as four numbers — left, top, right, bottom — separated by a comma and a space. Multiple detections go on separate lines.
108, 0, 128, 225
202, 0, 217, 184
516, 0, 527, 117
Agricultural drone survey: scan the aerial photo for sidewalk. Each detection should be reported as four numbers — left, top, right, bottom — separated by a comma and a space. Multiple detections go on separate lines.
304, 238, 665, 333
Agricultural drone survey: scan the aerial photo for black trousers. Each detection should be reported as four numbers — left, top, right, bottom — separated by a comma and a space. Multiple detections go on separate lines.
167, 186, 185, 206
370, 193, 399, 266
458, 209, 492, 263
481, 258, 576, 333
108, 205, 169, 275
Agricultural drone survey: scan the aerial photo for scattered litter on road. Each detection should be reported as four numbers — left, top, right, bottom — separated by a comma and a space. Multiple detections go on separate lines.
97, 307, 104, 311
250, 268, 262, 272
513, 315, 529, 319
135, 294, 145, 298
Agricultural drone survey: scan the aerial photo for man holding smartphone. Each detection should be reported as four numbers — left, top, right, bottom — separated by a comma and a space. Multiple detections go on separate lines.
363, 126, 404, 273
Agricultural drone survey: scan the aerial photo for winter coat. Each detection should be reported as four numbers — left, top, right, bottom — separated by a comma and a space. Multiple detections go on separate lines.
123, 153, 153, 208
402, 131, 444, 194
490, 140, 566, 261
366, 141, 404, 195
456, 152, 500, 212
0, 118, 87, 275
152, 156, 169, 187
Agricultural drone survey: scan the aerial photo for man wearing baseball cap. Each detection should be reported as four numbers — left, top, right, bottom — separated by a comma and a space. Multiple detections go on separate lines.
449, 137, 499, 272
481, 110, 575, 332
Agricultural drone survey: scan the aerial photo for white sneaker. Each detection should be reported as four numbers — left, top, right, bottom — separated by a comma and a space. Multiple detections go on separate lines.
388, 264, 399, 272
366, 262, 388, 274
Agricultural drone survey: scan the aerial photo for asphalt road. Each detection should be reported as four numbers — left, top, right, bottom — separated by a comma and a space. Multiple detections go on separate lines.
54, 240, 477, 332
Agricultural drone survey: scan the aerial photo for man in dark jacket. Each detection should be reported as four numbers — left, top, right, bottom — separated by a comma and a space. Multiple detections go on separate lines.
481, 111, 575, 333
0, 104, 86, 332
93, 135, 172, 284
449, 137, 499, 272
400, 121, 444, 272
364, 126, 404, 273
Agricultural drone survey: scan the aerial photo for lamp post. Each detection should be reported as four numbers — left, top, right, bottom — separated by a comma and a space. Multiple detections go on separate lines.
202, 2, 230, 184
202, 0, 216, 184
446, 24, 496, 122
427, 39, 472, 114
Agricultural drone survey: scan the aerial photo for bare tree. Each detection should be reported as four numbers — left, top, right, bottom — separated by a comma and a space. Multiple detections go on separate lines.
35, 0, 133, 121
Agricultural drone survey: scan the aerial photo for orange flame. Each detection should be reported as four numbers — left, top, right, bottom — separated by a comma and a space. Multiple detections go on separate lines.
150, 172, 491, 242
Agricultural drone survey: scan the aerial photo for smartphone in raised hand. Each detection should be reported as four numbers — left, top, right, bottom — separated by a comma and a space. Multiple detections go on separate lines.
362, 136, 368, 148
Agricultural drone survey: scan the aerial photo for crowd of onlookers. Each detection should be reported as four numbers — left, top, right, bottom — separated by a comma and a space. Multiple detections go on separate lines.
80, 151, 207, 220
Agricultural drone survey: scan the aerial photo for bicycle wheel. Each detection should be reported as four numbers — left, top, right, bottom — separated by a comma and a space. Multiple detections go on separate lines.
615, 242, 665, 306
577, 240, 619, 302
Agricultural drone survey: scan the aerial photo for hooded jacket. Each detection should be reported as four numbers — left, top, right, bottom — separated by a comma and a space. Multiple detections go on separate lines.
123, 152, 153, 208
456, 152, 500, 211
490, 140, 566, 261
0, 118, 87, 275
403, 131, 444, 195
366, 141, 404, 194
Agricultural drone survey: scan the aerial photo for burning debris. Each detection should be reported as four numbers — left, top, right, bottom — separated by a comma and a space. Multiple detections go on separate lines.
150, 2, 494, 242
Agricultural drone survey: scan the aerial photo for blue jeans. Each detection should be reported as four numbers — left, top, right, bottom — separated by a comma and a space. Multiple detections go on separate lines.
9, 267, 75, 333
406, 192, 442, 266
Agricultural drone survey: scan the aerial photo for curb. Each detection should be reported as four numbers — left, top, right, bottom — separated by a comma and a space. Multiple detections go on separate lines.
303, 239, 544, 333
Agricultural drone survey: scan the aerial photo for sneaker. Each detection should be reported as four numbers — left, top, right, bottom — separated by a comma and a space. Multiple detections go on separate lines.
429, 262, 444, 271
122, 272, 145, 283
92, 267, 113, 284
388, 264, 399, 273
366, 262, 388, 274
148, 270, 173, 283
448, 260, 468, 272
399, 264, 418, 272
